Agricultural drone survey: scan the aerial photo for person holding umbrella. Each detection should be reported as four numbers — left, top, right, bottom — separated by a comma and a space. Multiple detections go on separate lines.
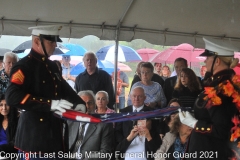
61, 55, 75, 80
178, 37, 240, 159
5, 25, 86, 158
61, 55, 76, 89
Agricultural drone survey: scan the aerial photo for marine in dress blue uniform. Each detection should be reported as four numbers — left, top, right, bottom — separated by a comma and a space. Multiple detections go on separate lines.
5, 25, 86, 155
179, 37, 240, 160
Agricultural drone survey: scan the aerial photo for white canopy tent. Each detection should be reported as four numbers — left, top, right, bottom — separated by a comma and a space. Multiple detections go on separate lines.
0, 0, 240, 48
1, 0, 240, 109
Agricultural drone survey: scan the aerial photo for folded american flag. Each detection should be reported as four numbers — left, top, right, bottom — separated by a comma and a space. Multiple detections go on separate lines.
54, 107, 187, 123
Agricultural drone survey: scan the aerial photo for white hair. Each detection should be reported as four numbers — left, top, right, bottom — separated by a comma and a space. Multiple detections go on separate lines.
78, 90, 96, 104
3, 52, 19, 63
96, 90, 109, 101
83, 51, 97, 61
130, 86, 145, 95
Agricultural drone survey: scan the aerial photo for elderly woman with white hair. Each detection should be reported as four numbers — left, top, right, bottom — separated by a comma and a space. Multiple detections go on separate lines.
0, 52, 18, 95
95, 91, 115, 114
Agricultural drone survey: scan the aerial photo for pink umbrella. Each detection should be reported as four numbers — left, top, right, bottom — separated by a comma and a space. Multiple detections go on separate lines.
110, 61, 132, 72
234, 52, 240, 61
117, 62, 132, 72
233, 52, 240, 75
136, 48, 160, 62
150, 43, 204, 67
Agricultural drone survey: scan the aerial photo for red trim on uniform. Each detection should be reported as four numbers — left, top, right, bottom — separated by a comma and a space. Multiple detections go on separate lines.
11, 69, 25, 85
20, 94, 31, 104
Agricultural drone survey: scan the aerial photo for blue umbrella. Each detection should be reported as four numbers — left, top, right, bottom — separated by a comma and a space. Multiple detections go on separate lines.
62, 43, 87, 56
70, 60, 117, 76
96, 45, 142, 62
17, 52, 28, 58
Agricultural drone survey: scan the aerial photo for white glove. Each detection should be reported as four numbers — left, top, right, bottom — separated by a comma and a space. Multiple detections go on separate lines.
178, 109, 198, 128
74, 104, 86, 113
51, 99, 73, 113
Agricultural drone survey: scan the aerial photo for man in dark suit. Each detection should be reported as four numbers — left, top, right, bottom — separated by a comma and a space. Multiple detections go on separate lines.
68, 90, 114, 160
115, 86, 161, 160
163, 57, 188, 104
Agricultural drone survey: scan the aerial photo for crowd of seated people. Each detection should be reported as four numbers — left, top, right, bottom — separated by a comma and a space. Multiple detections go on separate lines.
1, 48, 210, 159
2, 25, 239, 160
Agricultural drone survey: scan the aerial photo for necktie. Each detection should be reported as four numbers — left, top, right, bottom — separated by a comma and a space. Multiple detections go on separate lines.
73, 123, 86, 153
133, 109, 137, 126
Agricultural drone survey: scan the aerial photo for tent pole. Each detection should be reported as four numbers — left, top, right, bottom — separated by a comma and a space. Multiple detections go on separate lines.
114, 25, 120, 112
113, 0, 134, 112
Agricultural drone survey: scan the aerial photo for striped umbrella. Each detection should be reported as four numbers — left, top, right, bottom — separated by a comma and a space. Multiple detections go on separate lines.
96, 45, 141, 62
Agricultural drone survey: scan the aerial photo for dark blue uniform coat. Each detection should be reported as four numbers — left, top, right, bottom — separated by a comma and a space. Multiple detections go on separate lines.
187, 69, 238, 160
5, 49, 85, 153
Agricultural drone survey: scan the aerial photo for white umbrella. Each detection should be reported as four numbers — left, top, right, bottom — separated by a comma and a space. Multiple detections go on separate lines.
96, 45, 142, 62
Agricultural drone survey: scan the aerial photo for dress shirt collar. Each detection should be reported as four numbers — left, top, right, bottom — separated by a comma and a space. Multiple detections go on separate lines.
82, 67, 99, 75
132, 105, 144, 112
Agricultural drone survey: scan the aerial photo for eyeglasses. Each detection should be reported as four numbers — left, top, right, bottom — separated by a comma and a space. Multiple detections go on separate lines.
63, 56, 70, 60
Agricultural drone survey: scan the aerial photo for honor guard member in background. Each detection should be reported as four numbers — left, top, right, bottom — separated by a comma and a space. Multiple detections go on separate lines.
178, 37, 239, 160
5, 25, 86, 158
